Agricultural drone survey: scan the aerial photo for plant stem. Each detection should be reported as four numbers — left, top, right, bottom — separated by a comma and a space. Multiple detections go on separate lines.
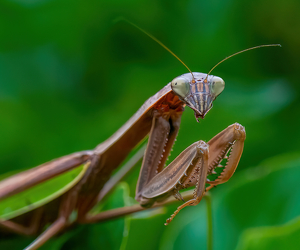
204, 192, 213, 250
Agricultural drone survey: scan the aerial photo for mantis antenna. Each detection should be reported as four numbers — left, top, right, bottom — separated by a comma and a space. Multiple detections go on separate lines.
115, 17, 195, 82
115, 18, 281, 83
204, 44, 282, 82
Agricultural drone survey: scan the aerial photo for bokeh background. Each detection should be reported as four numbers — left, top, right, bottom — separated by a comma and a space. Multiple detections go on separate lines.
0, 0, 300, 249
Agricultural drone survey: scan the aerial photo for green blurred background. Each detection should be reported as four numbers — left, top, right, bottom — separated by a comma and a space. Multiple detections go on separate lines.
0, 0, 300, 249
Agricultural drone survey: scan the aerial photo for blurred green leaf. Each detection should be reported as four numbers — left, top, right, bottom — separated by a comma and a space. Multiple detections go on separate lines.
220, 79, 295, 120
0, 182, 132, 250
126, 208, 169, 250
0, 164, 87, 220
235, 216, 300, 250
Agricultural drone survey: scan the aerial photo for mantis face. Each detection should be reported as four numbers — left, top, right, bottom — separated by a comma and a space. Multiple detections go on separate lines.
171, 72, 225, 121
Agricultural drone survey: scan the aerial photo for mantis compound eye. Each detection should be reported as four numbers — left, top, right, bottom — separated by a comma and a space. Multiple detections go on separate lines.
171, 77, 190, 98
210, 76, 225, 97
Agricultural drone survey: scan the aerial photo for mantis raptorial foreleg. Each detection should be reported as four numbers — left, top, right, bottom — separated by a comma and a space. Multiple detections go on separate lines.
136, 111, 182, 198
206, 123, 245, 185
136, 123, 246, 224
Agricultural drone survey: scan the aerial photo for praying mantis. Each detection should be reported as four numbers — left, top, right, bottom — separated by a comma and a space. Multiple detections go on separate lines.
0, 23, 280, 249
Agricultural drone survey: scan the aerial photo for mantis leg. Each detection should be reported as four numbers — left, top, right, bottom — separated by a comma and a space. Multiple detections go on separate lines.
24, 217, 66, 250
76, 190, 196, 224
0, 150, 93, 201
0, 151, 93, 238
165, 123, 245, 224
0, 207, 43, 236
83, 112, 182, 224
136, 111, 181, 201
23, 159, 95, 250
206, 123, 246, 185
164, 141, 210, 224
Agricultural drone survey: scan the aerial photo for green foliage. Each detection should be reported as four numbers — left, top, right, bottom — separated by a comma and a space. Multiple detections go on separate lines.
236, 216, 300, 250
0, 182, 131, 250
0, 0, 299, 249
0, 164, 86, 220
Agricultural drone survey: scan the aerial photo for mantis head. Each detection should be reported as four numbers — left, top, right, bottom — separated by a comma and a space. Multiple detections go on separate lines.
170, 43, 281, 122
171, 72, 225, 121
120, 19, 280, 121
